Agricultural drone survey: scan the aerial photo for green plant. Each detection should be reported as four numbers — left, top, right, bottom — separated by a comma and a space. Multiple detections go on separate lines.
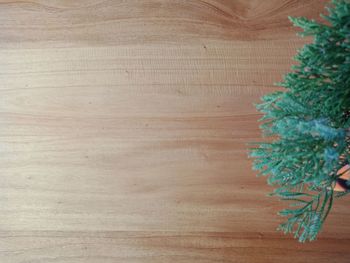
250, 0, 350, 242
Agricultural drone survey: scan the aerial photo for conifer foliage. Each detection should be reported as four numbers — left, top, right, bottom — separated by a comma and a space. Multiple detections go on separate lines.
250, 0, 350, 242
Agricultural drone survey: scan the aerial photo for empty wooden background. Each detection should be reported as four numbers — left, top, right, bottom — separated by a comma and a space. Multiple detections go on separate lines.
1, 0, 349, 262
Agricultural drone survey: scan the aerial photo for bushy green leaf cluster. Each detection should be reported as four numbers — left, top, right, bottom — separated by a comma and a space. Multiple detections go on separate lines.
250, 0, 350, 242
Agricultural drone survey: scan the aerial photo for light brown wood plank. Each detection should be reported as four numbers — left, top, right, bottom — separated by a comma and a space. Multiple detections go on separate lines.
0, 0, 349, 262
0, 231, 349, 263
0, 0, 326, 48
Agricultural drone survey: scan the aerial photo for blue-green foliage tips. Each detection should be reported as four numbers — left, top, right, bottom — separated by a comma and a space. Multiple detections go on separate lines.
250, 0, 350, 242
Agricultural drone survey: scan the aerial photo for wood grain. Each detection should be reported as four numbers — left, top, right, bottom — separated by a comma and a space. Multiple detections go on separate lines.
1, 0, 349, 262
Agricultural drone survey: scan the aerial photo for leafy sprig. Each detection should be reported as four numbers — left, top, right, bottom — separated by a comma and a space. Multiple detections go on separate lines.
250, 0, 350, 242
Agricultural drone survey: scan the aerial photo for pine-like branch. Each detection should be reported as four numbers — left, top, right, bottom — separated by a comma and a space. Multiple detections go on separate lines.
250, 0, 350, 242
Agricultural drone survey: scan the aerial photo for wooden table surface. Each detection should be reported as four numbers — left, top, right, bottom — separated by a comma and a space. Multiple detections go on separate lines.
1, 0, 349, 262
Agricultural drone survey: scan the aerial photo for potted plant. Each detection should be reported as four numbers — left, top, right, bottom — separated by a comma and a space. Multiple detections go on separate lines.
250, 0, 350, 242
